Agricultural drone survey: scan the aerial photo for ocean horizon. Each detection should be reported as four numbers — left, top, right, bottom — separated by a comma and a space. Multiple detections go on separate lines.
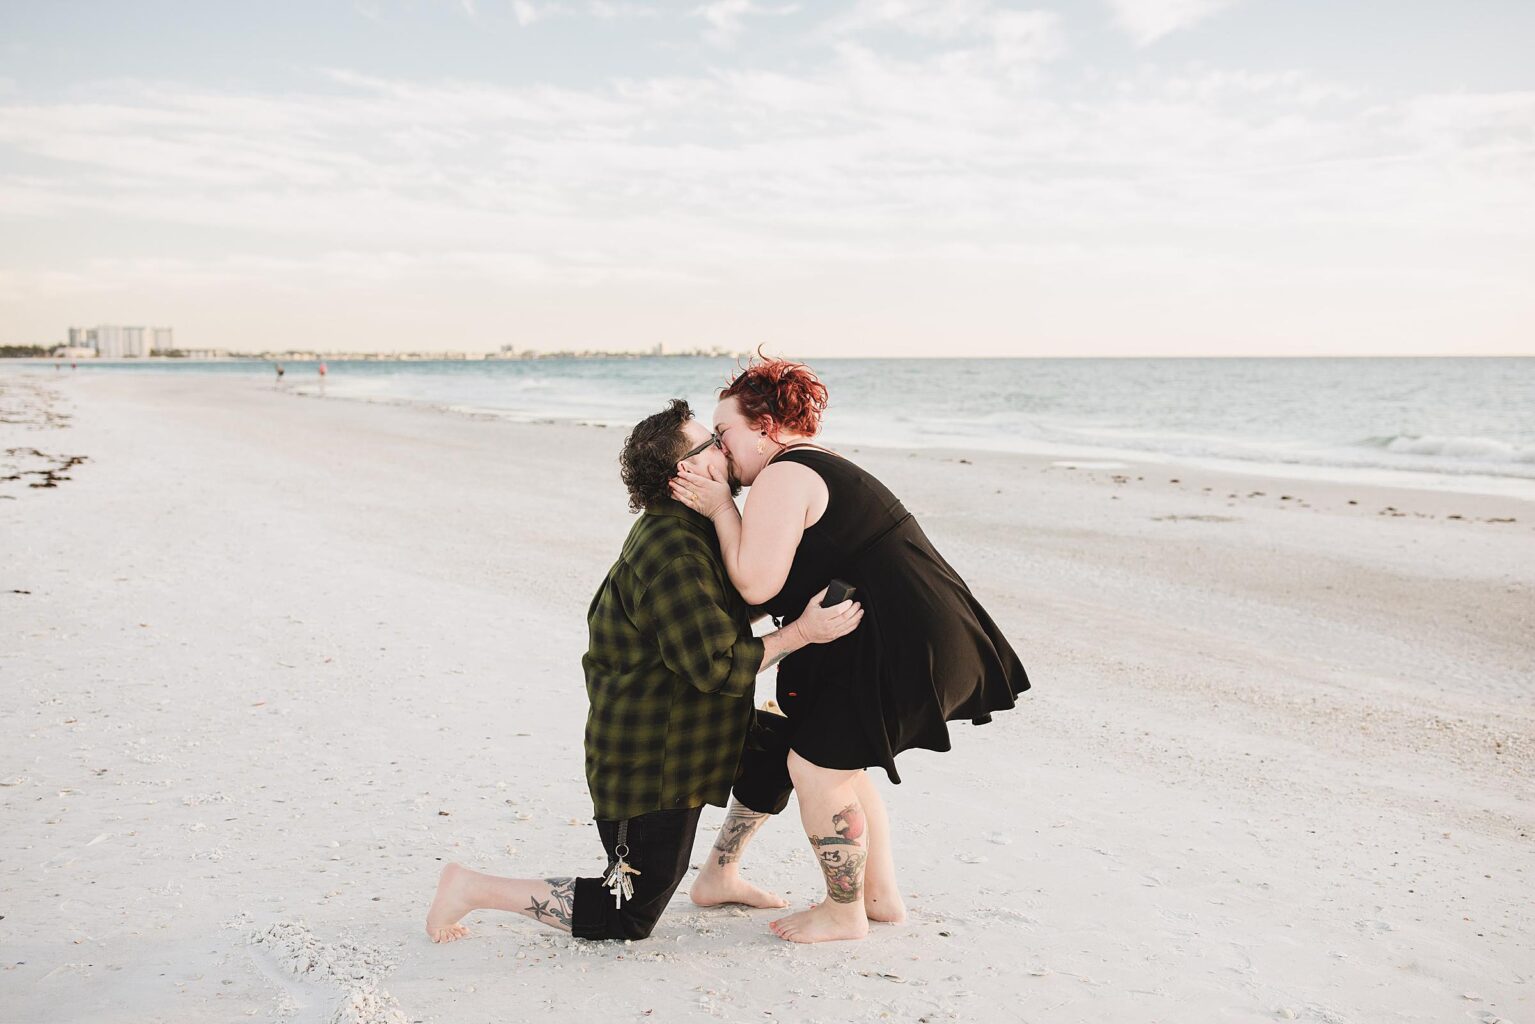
45, 355, 1535, 499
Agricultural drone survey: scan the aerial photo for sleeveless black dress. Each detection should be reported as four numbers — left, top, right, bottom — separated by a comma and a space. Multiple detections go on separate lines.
764, 447, 1029, 783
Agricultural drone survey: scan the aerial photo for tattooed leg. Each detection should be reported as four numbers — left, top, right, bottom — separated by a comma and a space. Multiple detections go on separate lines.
690, 801, 788, 909
426, 864, 576, 942
525, 877, 577, 931
769, 751, 871, 944
812, 802, 870, 903
713, 804, 770, 867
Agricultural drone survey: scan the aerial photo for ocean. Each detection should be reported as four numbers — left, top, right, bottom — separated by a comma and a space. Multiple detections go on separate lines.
72, 356, 1535, 498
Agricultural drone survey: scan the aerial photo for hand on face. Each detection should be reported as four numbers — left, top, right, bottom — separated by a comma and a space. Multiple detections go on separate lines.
671, 461, 736, 519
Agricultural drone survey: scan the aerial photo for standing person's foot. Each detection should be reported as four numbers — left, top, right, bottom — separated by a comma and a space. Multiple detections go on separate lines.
426, 863, 476, 943
769, 901, 870, 943
864, 884, 907, 924
689, 869, 788, 909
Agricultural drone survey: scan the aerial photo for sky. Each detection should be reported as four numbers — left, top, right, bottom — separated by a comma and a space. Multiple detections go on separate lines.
1, 0, 1532, 357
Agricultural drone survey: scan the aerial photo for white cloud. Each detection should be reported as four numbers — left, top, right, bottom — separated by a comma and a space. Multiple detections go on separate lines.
990, 10, 1064, 65
3, 61, 1526, 247
511, 0, 567, 26
694, 1, 799, 48
585, 1, 657, 18
832, 0, 998, 39
1107, 0, 1240, 47
1, 11, 1531, 354
1397, 90, 1535, 148
828, 1, 1064, 77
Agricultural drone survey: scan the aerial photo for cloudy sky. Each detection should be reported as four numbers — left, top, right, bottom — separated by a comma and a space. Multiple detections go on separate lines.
1, 1, 1531, 356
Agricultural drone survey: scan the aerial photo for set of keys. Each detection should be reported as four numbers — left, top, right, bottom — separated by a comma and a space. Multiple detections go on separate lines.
603, 858, 641, 907
604, 823, 642, 908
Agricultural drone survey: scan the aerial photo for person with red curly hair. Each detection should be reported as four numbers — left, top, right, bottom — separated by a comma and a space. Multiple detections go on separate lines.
671, 357, 1030, 944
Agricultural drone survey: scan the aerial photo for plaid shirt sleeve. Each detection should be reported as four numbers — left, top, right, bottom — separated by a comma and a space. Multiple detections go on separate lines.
641, 554, 765, 699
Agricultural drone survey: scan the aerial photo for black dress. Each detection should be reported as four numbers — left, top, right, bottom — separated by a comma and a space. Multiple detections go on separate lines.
763, 447, 1030, 783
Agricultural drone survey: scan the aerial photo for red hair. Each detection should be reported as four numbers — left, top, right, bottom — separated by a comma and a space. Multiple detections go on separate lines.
719, 356, 829, 438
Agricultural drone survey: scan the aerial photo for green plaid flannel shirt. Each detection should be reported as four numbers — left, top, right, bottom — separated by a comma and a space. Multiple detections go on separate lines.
581, 502, 766, 821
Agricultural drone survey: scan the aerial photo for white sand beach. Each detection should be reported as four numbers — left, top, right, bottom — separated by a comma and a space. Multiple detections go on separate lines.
2, 368, 1531, 1024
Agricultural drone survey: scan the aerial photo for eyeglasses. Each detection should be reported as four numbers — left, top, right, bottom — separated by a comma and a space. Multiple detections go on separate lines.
677, 431, 722, 464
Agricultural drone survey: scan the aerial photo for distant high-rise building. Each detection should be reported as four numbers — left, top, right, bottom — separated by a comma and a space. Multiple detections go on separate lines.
67, 323, 170, 357
93, 325, 126, 358
122, 326, 148, 357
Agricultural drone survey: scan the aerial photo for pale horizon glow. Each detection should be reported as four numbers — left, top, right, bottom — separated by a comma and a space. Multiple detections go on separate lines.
1, 1, 1532, 357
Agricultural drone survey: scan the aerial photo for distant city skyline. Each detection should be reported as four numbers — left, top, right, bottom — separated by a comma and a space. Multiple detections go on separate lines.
2, 1, 1532, 357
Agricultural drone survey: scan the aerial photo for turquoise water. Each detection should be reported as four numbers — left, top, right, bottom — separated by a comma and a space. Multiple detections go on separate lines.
65, 357, 1535, 495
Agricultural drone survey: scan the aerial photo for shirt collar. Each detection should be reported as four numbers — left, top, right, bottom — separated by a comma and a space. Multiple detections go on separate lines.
644, 499, 713, 531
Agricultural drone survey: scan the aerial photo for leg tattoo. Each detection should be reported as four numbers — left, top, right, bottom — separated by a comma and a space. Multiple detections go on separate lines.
712, 805, 770, 867
811, 802, 868, 904
527, 877, 576, 929
833, 803, 866, 843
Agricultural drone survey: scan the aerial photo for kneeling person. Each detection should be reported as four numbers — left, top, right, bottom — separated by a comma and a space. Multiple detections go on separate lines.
426, 400, 862, 942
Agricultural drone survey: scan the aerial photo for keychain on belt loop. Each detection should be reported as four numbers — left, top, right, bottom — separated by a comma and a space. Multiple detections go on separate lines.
603, 820, 641, 907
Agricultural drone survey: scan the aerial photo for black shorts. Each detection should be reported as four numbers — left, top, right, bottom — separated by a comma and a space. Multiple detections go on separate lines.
571, 712, 794, 941
571, 806, 703, 941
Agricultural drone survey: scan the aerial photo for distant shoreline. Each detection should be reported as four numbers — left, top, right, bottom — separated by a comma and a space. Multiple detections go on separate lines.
7, 360, 1531, 504
2, 353, 1532, 363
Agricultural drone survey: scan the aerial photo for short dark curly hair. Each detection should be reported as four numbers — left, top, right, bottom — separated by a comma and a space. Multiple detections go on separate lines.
620, 398, 693, 513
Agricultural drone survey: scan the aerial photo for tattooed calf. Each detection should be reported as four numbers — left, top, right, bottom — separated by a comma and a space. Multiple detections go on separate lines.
832, 802, 866, 843
526, 877, 577, 930
712, 805, 769, 867
810, 802, 869, 904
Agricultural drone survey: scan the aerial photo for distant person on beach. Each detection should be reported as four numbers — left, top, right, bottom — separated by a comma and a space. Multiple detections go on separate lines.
275, 362, 285, 381
317, 361, 327, 377
426, 399, 862, 944
671, 357, 1030, 943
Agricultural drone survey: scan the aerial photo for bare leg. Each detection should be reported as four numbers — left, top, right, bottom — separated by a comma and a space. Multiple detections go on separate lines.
851, 771, 906, 923
690, 801, 788, 909
426, 863, 576, 942
769, 752, 871, 943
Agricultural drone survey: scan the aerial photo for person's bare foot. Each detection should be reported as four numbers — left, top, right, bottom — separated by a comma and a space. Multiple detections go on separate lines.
769, 901, 870, 943
689, 869, 788, 909
864, 884, 907, 924
426, 863, 476, 943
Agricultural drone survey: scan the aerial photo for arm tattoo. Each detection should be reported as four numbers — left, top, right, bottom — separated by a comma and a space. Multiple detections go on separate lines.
810, 802, 868, 904
712, 805, 770, 866
760, 622, 805, 672
526, 877, 576, 931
